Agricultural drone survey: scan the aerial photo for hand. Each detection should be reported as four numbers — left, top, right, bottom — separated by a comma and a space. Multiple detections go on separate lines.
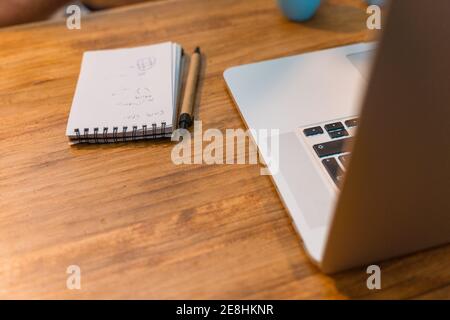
0, 0, 70, 27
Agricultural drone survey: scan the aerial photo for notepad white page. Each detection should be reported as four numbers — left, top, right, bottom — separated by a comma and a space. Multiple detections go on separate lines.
66, 42, 181, 139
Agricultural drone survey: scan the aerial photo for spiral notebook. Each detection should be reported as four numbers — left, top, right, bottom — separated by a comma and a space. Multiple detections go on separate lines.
66, 42, 183, 144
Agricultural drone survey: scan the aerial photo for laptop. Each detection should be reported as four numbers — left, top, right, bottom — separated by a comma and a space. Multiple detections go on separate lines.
224, 0, 450, 273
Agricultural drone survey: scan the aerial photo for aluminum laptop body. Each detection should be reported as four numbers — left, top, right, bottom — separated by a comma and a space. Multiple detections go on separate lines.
224, 0, 450, 273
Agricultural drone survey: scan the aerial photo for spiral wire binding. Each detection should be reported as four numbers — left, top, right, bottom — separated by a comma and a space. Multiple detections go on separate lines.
132, 126, 138, 140
73, 123, 170, 144
113, 127, 119, 143
94, 128, 99, 144
103, 127, 109, 143
122, 126, 128, 142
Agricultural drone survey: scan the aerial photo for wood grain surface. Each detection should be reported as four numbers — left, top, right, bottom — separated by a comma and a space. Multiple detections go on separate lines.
0, 0, 448, 299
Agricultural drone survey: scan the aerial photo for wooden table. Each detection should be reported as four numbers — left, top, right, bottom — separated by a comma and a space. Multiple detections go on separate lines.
82, 0, 156, 10
0, 0, 448, 299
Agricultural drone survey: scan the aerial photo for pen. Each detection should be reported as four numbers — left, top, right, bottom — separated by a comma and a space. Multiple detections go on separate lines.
178, 47, 202, 129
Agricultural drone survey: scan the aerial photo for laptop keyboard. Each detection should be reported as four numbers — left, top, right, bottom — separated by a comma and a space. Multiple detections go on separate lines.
302, 118, 358, 188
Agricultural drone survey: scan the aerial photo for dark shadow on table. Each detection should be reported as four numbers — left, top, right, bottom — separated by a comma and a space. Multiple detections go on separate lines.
330, 245, 450, 299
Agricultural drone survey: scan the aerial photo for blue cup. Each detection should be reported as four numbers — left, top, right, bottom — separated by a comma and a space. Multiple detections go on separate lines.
277, 0, 321, 22
365, 0, 385, 5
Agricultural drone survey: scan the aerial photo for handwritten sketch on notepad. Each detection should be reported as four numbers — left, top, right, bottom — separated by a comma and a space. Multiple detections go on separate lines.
135, 57, 157, 75
112, 87, 154, 107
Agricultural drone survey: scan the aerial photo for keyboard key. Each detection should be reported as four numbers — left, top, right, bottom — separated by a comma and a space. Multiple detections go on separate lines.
324, 122, 344, 132
338, 154, 351, 169
345, 118, 358, 128
313, 138, 353, 158
328, 129, 349, 139
322, 158, 345, 187
303, 126, 324, 137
